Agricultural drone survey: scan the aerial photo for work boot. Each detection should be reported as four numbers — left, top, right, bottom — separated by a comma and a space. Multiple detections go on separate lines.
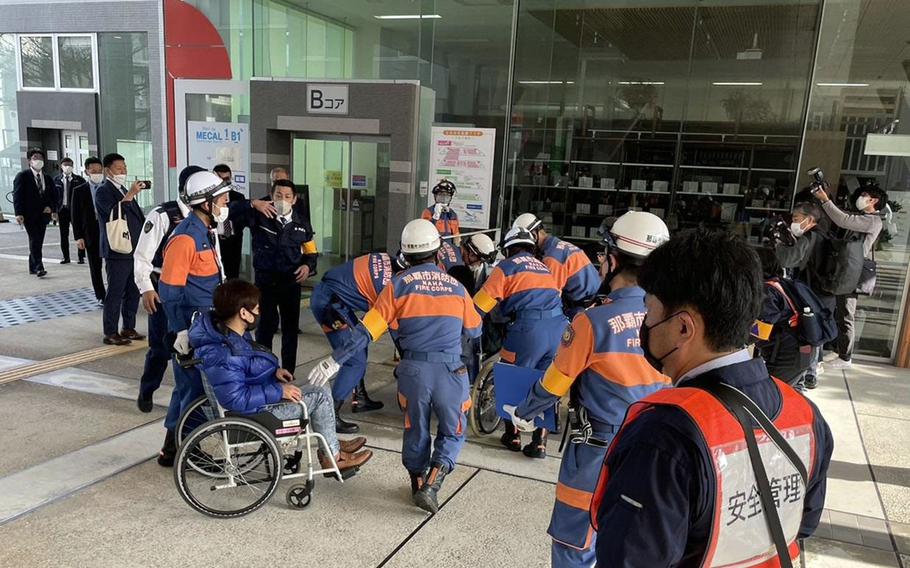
414, 463, 450, 513
157, 429, 177, 467
409, 470, 426, 495
335, 401, 360, 434
340, 436, 367, 453
804, 375, 818, 390
320, 449, 373, 472
351, 380, 384, 413
500, 421, 521, 452
522, 428, 548, 459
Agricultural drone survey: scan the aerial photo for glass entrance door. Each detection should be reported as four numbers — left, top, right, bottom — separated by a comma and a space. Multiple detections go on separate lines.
61, 130, 89, 172
291, 134, 390, 272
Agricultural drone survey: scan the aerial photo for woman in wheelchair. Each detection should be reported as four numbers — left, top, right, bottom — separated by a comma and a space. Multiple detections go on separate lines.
189, 279, 373, 473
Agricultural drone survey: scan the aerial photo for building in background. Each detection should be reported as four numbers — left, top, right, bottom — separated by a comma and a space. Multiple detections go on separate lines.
0, 0, 909, 365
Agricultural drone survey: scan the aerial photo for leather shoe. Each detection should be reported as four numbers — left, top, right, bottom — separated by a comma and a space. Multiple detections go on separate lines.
340, 437, 367, 453
137, 393, 154, 413
103, 334, 132, 346
120, 329, 146, 341
77, 259, 85, 265
36, 269, 47, 277
60, 259, 70, 264
321, 449, 372, 472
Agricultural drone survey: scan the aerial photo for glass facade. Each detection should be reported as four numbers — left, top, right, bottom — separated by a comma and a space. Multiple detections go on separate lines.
97, 32, 155, 208
19, 36, 55, 89
57, 36, 94, 90
0, 34, 21, 206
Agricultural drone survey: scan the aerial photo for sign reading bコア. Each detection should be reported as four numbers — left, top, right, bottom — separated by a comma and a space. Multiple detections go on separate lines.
187, 121, 250, 197
307, 84, 349, 115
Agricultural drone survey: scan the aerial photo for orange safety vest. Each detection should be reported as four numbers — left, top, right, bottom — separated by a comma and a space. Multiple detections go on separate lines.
590, 378, 816, 567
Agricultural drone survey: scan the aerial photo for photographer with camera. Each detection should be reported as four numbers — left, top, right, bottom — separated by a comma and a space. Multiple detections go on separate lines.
810, 168, 886, 369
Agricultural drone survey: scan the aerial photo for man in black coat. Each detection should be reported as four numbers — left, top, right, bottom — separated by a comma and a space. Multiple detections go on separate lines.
12, 148, 56, 277
94, 152, 148, 345
72, 157, 106, 302
212, 163, 246, 278
53, 157, 87, 265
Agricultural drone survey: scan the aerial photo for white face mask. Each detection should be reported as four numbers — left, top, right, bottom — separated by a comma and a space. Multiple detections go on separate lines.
88, 173, 104, 185
274, 199, 292, 217
213, 204, 229, 224
790, 221, 806, 238
112, 174, 128, 187
30, 159, 44, 171
62, 165, 73, 175
855, 196, 871, 211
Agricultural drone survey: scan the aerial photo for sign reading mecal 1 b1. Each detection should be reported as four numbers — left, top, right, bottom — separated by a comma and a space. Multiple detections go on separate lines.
307, 84, 348, 115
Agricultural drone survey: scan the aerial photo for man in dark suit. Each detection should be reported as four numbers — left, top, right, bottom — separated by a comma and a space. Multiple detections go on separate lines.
12, 148, 56, 277
212, 163, 246, 279
72, 157, 106, 303
53, 157, 87, 265
94, 152, 148, 346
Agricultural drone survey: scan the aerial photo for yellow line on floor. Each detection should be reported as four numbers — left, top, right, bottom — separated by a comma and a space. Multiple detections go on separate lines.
0, 341, 147, 386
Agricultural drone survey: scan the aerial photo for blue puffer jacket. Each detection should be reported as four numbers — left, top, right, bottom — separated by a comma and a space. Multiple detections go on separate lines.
189, 312, 283, 414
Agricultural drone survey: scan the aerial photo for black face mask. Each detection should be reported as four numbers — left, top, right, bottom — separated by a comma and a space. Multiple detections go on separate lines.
244, 313, 260, 332
639, 311, 684, 373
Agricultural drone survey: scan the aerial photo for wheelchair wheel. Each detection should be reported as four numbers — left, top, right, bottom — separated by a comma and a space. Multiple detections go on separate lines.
176, 395, 215, 447
286, 479, 314, 509
469, 358, 502, 435
174, 418, 282, 518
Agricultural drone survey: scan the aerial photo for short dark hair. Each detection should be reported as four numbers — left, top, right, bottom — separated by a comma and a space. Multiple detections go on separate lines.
27, 148, 44, 160
84, 156, 102, 169
506, 243, 535, 257
638, 229, 762, 351
60, 157, 74, 165
862, 184, 888, 212
102, 153, 125, 169
212, 163, 231, 175
272, 179, 297, 194
793, 201, 822, 221
756, 246, 782, 278
212, 279, 261, 324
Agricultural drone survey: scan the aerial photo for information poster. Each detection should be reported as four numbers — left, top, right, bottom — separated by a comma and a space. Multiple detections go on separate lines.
187, 121, 250, 196
428, 126, 496, 229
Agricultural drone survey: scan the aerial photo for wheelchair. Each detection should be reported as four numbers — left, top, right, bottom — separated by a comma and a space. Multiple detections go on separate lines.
173, 358, 353, 518
469, 353, 502, 435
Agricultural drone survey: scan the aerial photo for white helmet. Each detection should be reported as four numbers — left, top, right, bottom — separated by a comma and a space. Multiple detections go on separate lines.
607, 211, 669, 260
500, 226, 536, 251
464, 233, 497, 263
400, 219, 441, 255
184, 171, 231, 206
512, 212, 543, 233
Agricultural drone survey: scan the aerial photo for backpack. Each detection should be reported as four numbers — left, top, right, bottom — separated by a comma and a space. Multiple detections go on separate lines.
814, 228, 866, 296
766, 278, 837, 347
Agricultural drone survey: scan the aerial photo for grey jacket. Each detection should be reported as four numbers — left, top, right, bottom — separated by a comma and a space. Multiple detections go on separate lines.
821, 200, 882, 259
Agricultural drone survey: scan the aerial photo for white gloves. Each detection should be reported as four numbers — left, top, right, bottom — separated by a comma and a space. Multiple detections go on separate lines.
432, 202, 447, 220
173, 330, 191, 355
503, 404, 535, 432
307, 356, 340, 387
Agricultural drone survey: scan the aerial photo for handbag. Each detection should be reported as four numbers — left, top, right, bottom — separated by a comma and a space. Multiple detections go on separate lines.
106, 201, 133, 254
856, 248, 876, 296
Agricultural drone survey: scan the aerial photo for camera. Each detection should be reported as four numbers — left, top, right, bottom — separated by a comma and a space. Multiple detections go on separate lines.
807, 167, 827, 194
763, 215, 795, 247
139, 180, 152, 190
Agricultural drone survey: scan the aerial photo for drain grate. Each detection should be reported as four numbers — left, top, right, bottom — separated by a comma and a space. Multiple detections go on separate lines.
0, 287, 101, 329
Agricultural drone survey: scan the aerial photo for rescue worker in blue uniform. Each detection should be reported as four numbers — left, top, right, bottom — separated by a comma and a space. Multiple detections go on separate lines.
436, 238, 464, 272
590, 229, 833, 568
308, 219, 482, 513
505, 211, 672, 567
422, 179, 460, 240
513, 213, 601, 318
473, 227, 567, 458
156, 171, 234, 466
241, 179, 318, 374
311, 250, 406, 433
134, 166, 276, 413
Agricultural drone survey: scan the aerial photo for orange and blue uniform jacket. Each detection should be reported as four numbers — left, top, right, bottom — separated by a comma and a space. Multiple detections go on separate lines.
474, 251, 565, 370
437, 240, 464, 272
320, 252, 395, 314
514, 286, 671, 560
337, 263, 482, 360
422, 205, 460, 238
539, 235, 601, 313
159, 213, 222, 333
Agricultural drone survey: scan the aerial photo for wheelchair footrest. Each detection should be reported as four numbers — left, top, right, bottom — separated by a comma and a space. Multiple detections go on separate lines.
324, 467, 359, 481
